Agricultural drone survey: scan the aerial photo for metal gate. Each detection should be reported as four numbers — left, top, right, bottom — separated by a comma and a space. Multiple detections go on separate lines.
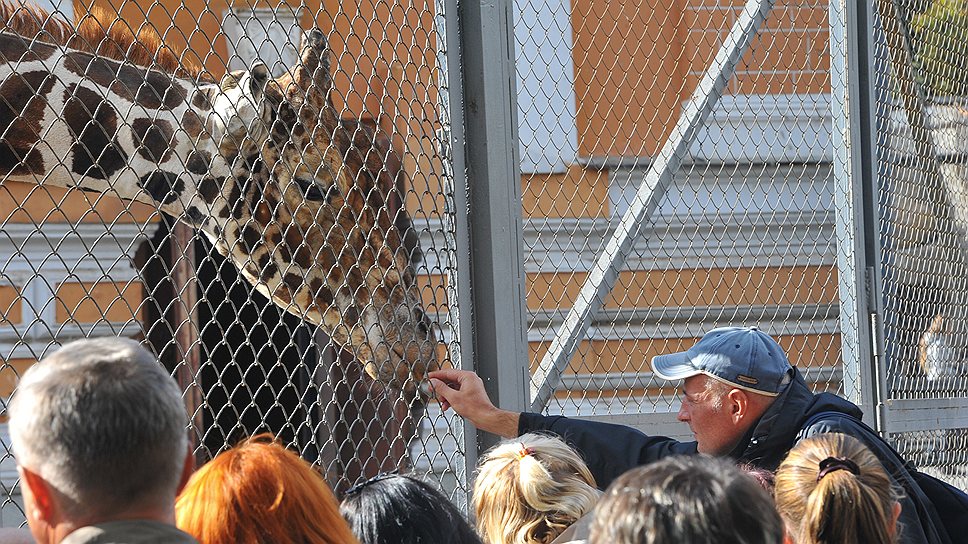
833, 0, 968, 489
0, 0, 966, 529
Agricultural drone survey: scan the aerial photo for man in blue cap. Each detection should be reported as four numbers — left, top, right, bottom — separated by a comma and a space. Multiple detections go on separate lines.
430, 326, 954, 544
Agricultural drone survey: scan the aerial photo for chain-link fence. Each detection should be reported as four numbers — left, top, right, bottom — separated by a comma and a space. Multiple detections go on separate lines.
870, 0, 968, 486
0, 0, 461, 524
0, 0, 964, 529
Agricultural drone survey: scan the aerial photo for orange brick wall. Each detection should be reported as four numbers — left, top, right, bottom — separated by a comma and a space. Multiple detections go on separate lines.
526, 266, 838, 311
570, 0, 830, 159
529, 333, 841, 376
54, 281, 145, 324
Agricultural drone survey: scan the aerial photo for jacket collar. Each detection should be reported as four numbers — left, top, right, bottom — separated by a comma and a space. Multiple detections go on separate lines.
727, 367, 866, 470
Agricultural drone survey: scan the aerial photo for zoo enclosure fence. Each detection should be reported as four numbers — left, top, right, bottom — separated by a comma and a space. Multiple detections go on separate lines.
0, 0, 965, 525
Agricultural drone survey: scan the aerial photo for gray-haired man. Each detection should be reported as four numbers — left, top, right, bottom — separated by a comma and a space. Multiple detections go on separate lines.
431, 326, 953, 544
7, 337, 197, 544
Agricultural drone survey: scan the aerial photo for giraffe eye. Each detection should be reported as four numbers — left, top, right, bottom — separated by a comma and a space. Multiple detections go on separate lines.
293, 176, 337, 202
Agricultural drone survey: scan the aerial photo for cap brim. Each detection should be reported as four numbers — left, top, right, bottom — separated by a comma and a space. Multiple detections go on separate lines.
651, 350, 703, 381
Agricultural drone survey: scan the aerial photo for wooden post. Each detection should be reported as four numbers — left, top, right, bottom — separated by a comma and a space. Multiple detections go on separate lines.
170, 222, 205, 467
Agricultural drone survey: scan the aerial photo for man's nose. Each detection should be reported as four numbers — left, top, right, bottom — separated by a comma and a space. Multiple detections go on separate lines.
677, 404, 689, 422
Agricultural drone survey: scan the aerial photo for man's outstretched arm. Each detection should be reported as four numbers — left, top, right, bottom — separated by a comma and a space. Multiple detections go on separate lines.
428, 369, 520, 438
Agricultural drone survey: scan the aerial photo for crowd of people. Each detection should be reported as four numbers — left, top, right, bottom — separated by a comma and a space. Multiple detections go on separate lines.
1, 327, 965, 543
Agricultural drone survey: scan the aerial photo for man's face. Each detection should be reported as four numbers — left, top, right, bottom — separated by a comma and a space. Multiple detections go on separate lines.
677, 375, 744, 455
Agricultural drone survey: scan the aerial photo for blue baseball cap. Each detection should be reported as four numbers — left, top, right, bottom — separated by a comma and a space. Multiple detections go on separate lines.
651, 327, 793, 396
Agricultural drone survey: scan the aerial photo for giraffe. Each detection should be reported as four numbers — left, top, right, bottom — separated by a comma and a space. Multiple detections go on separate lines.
0, 3, 438, 399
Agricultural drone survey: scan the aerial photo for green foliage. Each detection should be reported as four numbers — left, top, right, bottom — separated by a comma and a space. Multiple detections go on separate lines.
910, 0, 968, 97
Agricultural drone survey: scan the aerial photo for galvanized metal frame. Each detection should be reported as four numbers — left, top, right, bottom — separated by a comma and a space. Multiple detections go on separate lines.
833, 0, 968, 434
830, 0, 884, 426
529, 0, 778, 412
450, 0, 530, 456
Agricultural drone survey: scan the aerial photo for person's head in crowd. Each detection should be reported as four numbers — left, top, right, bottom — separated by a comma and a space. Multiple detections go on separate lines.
339, 473, 482, 544
653, 327, 792, 454
176, 434, 358, 544
7, 337, 193, 544
739, 463, 776, 496
589, 455, 784, 544
774, 433, 902, 544
473, 433, 600, 544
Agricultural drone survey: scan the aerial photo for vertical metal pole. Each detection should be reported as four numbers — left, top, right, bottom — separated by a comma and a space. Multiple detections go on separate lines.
458, 0, 529, 451
830, 0, 884, 424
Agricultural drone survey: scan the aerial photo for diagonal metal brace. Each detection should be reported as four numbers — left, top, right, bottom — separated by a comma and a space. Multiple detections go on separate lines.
529, 0, 777, 412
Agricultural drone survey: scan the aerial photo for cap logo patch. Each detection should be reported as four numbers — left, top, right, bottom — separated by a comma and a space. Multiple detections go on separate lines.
735, 374, 759, 385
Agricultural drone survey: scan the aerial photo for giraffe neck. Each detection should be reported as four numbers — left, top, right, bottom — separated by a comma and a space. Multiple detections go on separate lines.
0, 32, 227, 225
0, 24, 441, 397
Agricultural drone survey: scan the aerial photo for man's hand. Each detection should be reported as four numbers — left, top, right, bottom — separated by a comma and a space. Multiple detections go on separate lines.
428, 369, 520, 438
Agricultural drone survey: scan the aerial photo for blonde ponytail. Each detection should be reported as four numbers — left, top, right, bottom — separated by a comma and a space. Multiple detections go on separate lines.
473, 433, 601, 544
775, 433, 900, 544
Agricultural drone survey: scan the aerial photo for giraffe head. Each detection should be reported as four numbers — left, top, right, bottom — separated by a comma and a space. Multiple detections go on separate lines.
0, 3, 438, 400
198, 30, 439, 400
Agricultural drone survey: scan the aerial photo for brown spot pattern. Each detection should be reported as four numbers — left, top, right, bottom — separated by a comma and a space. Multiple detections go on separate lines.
198, 176, 223, 204
186, 151, 211, 175
63, 52, 187, 110
138, 171, 185, 204
132, 118, 175, 163
282, 273, 302, 296
253, 202, 273, 226
0, 71, 56, 175
256, 254, 276, 282
191, 90, 212, 110
180, 109, 204, 139
64, 84, 127, 180
240, 225, 262, 254
0, 34, 56, 64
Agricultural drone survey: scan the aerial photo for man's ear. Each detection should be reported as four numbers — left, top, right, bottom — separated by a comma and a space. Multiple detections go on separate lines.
19, 465, 54, 523
890, 501, 902, 537
726, 388, 749, 422
176, 447, 195, 495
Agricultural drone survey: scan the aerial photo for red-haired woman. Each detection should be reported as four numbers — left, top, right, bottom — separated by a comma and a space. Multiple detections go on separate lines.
175, 434, 359, 544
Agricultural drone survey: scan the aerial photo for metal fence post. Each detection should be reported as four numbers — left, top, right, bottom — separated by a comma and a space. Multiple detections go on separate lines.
830, 0, 885, 426
456, 0, 530, 452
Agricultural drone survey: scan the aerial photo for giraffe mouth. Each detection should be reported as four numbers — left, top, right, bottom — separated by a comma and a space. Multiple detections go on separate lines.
389, 341, 433, 405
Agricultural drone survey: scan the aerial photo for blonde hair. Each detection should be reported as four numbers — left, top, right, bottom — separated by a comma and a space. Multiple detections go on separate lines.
473, 433, 600, 544
775, 433, 900, 544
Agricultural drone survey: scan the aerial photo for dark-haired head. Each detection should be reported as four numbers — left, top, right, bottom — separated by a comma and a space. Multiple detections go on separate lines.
589, 455, 783, 544
340, 474, 483, 544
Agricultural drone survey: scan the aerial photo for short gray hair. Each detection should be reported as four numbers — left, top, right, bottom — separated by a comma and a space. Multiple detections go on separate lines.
8, 337, 188, 517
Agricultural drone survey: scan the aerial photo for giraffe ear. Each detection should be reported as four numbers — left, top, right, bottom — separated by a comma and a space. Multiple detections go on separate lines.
293, 29, 332, 99
248, 61, 271, 97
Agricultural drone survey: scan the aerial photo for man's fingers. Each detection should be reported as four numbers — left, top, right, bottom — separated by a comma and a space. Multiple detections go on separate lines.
428, 377, 453, 398
429, 378, 454, 411
428, 368, 469, 383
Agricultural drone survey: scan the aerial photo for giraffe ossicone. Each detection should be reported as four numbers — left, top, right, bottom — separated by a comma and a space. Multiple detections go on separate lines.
0, 6, 439, 400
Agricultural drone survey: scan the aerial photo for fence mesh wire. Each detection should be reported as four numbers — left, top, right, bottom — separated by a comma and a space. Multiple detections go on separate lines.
875, 0, 968, 395
871, 0, 968, 481
0, 0, 965, 529
0, 0, 459, 524
520, 0, 843, 418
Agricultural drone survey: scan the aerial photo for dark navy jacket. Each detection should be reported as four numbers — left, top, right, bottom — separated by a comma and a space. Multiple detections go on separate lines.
519, 368, 951, 544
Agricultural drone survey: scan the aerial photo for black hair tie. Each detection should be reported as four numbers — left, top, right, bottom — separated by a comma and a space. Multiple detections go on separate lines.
817, 456, 861, 481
